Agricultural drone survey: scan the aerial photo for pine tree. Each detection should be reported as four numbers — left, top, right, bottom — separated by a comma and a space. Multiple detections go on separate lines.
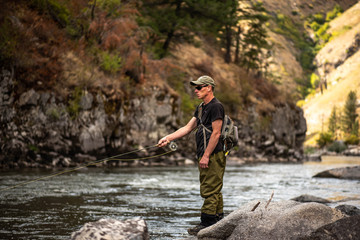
342, 90, 359, 137
328, 106, 338, 139
237, 1, 270, 73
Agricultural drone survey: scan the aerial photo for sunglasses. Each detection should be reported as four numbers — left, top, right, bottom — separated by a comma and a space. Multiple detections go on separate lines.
195, 84, 208, 90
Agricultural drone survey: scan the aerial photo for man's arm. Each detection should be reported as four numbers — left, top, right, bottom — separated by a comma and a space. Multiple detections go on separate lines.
157, 117, 197, 147
199, 119, 222, 168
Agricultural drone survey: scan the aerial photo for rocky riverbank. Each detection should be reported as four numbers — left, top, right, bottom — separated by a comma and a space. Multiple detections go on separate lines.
1, 68, 307, 168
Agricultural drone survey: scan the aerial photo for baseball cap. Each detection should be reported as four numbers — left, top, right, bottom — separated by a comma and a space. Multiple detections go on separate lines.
190, 75, 216, 87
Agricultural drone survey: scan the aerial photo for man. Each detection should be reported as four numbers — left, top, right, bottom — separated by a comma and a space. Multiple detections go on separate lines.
158, 75, 226, 235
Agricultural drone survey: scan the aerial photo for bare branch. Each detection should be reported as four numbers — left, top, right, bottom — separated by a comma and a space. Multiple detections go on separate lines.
251, 201, 261, 211
265, 191, 274, 209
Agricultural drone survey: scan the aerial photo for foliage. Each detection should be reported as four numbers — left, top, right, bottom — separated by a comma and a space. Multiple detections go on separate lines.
166, 70, 199, 123
0, 17, 19, 67
98, 50, 123, 74
137, 0, 195, 58
310, 73, 320, 89
67, 87, 83, 119
304, 145, 316, 154
238, 2, 270, 72
29, 0, 71, 28
326, 4, 343, 22
96, 0, 122, 16
327, 141, 347, 153
274, 13, 315, 72
344, 134, 360, 145
327, 106, 339, 139
342, 90, 359, 137
316, 132, 334, 148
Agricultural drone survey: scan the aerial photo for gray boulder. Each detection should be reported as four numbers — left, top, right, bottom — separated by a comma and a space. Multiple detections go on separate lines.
197, 200, 346, 240
301, 215, 360, 240
313, 166, 360, 180
71, 218, 149, 240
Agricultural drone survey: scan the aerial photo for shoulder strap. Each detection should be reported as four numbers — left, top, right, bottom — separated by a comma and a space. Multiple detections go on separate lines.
197, 102, 212, 151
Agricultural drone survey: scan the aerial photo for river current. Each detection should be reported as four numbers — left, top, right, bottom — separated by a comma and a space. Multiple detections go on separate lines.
1, 156, 359, 239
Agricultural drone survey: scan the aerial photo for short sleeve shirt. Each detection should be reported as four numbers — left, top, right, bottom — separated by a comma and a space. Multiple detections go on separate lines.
193, 98, 224, 158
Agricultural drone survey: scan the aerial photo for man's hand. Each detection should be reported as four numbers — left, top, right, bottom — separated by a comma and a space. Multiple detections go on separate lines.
199, 155, 209, 168
157, 137, 170, 147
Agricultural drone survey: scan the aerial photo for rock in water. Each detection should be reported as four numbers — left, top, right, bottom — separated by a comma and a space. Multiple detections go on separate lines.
197, 200, 346, 240
313, 166, 360, 180
71, 218, 149, 240
291, 194, 331, 204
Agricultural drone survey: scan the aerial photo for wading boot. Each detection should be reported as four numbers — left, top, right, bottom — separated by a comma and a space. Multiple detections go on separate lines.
187, 213, 217, 236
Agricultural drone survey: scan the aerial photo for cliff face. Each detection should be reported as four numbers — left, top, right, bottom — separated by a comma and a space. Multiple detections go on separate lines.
0, 66, 306, 167
0, 68, 181, 167
0, 0, 313, 167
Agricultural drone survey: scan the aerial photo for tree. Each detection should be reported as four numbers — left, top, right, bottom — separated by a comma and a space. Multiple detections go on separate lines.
237, 1, 270, 73
328, 106, 338, 139
342, 90, 359, 137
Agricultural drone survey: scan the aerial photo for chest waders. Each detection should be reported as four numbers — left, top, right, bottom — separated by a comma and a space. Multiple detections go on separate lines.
196, 103, 226, 227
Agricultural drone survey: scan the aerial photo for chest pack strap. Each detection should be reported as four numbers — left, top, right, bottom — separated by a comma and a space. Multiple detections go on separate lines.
198, 103, 212, 151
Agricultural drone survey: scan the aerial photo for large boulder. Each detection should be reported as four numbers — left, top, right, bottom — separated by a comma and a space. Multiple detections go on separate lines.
71, 218, 149, 240
302, 215, 360, 240
313, 166, 360, 180
197, 200, 346, 240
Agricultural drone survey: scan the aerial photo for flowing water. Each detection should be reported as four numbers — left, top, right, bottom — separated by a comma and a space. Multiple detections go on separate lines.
0, 156, 359, 240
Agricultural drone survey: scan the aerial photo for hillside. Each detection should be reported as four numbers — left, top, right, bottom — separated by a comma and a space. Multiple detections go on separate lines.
260, 0, 358, 98
302, 1, 360, 145
1, 0, 359, 168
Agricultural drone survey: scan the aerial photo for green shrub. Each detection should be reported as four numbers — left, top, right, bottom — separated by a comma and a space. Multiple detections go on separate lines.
326, 4, 343, 22
310, 21, 320, 31
30, 0, 71, 28
310, 73, 320, 88
327, 141, 347, 153
67, 87, 83, 119
313, 13, 325, 24
316, 132, 334, 148
304, 146, 316, 154
99, 51, 123, 74
344, 134, 360, 145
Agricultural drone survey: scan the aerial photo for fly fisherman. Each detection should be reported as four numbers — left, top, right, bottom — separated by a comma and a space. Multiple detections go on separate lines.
158, 75, 226, 235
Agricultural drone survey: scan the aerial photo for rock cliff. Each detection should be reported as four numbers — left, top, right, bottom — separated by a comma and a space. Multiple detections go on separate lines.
0, 67, 306, 168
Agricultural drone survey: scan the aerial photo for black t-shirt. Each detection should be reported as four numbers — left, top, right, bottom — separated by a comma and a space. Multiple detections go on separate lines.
193, 98, 225, 158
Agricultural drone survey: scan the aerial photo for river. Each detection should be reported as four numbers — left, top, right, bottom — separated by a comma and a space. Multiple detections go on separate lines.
0, 156, 359, 239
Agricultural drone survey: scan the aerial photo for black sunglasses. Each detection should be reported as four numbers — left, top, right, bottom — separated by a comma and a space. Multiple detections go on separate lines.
195, 84, 208, 90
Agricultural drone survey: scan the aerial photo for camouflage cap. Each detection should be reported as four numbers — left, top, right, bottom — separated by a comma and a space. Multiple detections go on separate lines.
190, 75, 216, 87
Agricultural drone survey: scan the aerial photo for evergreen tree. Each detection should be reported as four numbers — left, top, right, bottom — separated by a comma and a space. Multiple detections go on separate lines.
342, 90, 359, 137
328, 106, 338, 139
237, 1, 270, 73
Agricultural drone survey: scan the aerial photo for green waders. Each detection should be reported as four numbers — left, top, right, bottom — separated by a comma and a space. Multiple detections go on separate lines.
198, 151, 226, 226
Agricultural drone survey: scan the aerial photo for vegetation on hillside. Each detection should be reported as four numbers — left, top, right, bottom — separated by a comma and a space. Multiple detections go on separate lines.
316, 90, 359, 151
1, 0, 282, 126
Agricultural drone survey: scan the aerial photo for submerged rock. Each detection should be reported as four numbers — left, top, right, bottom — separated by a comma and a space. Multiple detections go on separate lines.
197, 200, 345, 240
313, 166, 360, 180
71, 218, 149, 240
291, 194, 331, 204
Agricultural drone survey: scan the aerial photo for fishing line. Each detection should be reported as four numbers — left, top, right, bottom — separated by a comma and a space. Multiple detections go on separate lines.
1, 143, 177, 192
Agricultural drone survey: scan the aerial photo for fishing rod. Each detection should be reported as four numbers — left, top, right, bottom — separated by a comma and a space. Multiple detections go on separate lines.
0, 142, 178, 192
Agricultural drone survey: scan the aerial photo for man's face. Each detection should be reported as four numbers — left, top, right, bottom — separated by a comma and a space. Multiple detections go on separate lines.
194, 84, 210, 99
